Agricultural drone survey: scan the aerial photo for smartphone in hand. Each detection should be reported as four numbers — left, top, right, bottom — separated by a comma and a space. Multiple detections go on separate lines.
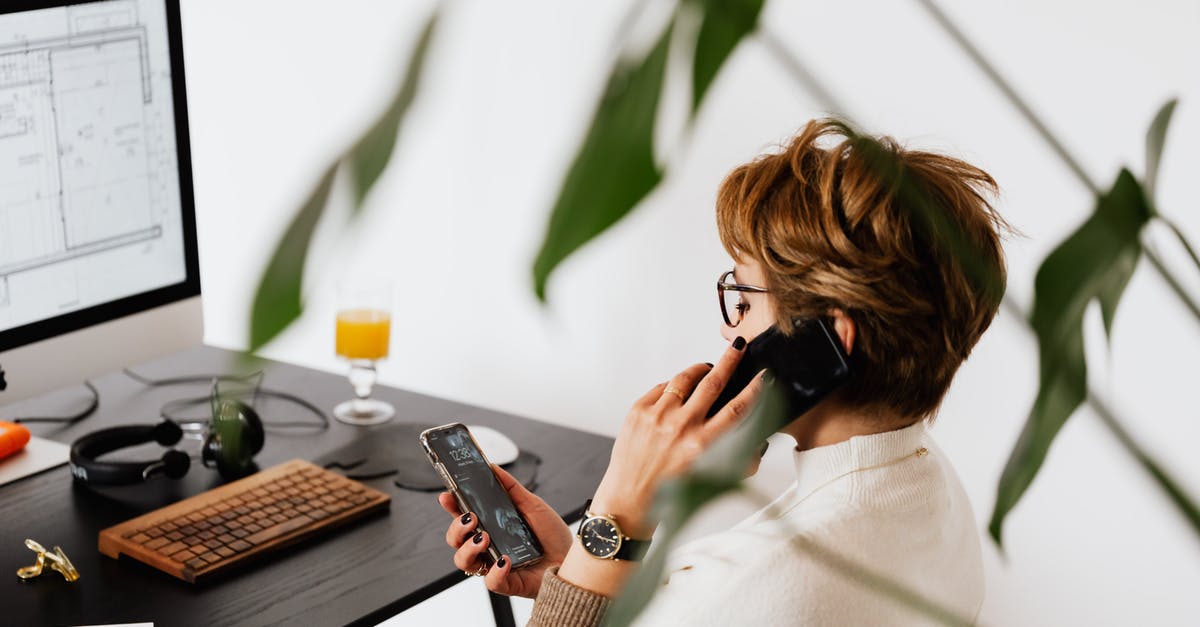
420, 423, 544, 568
707, 318, 852, 430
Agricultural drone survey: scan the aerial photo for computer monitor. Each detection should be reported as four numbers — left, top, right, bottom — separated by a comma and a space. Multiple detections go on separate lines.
0, 0, 201, 404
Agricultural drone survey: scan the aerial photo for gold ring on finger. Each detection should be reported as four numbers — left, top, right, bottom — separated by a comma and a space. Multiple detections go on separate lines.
663, 386, 685, 401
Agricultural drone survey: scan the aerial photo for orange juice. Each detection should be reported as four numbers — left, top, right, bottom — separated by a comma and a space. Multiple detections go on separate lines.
336, 309, 391, 360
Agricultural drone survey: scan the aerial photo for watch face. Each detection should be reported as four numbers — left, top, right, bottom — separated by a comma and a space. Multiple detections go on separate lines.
580, 516, 622, 559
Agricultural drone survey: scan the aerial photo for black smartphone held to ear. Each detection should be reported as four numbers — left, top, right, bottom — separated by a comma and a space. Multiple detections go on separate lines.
420, 423, 544, 569
706, 318, 852, 431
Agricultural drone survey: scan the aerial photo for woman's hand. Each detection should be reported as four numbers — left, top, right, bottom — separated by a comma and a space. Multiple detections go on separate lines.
438, 464, 573, 598
589, 338, 763, 538
553, 337, 764, 597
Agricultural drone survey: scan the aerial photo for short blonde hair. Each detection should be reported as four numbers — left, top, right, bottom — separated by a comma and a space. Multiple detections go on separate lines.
716, 119, 1008, 420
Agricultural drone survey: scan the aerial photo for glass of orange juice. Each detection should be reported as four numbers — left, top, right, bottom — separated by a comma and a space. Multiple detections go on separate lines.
333, 282, 395, 425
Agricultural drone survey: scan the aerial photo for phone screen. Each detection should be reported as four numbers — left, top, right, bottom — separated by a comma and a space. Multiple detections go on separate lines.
424, 426, 543, 565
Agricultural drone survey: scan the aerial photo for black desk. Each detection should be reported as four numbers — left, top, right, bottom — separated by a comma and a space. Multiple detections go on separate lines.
0, 347, 613, 626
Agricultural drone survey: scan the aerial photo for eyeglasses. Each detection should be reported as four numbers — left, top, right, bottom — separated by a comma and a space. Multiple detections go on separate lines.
717, 270, 769, 327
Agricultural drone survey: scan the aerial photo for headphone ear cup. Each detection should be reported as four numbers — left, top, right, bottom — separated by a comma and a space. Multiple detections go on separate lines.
161, 449, 191, 479
152, 420, 183, 446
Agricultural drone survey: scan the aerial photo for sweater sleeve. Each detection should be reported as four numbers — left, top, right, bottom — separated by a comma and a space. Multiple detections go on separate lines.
527, 567, 612, 627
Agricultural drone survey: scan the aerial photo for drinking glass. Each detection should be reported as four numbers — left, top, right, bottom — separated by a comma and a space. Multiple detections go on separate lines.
333, 281, 395, 425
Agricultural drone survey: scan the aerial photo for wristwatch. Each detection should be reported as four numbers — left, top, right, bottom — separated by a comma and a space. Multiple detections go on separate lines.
575, 499, 652, 561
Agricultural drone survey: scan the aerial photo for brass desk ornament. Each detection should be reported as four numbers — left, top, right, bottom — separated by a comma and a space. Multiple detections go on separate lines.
16, 539, 79, 582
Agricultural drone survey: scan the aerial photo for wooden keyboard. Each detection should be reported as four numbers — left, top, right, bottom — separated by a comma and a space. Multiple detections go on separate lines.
98, 459, 390, 583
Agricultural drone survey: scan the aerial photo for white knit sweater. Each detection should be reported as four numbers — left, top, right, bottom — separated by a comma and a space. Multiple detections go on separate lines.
632, 419, 984, 625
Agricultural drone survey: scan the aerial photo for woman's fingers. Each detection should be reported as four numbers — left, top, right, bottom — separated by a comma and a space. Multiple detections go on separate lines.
634, 382, 669, 408
438, 492, 462, 517
491, 464, 541, 510
685, 337, 747, 414
445, 510, 478, 548
483, 554, 512, 593
704, 368, 765, 441
453, 529, 491, 572
655, 363, 715, 408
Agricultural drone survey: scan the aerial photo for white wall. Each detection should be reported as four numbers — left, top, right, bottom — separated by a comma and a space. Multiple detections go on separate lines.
183, 1, 1200, 625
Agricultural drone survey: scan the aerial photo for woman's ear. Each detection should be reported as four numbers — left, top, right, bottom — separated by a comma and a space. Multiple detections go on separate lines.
828, 309, 855, 355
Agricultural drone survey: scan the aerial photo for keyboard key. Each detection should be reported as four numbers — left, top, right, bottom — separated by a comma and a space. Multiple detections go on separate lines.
172, 548, 198, 562
159, 542, 187, 556
228, 540, 252, 553
145, 537, 170, 550
245, 514, 314, 546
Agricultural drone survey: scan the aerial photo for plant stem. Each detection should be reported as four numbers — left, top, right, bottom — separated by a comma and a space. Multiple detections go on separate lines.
912, 0, 1098, 194
756, 28, 852, 120
1144, 245, 1200, 323
1085, 391, 1200, 534
1158, 217, 1200, 284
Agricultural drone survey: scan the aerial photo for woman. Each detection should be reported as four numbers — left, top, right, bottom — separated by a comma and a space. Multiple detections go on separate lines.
438, 119, 1007, 625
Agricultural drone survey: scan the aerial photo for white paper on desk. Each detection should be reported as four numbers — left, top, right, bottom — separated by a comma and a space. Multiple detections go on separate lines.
76, 623, 154, 627
74, 619, 154, 624
0, 435, 70, 486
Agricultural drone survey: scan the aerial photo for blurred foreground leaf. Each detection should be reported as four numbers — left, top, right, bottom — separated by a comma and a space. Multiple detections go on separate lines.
689, 0, 764, 115
249, 168, 337, 351
1144, 98, 1176, 202
248, 12, 437, 351
1143, 98, 1200, 278
532, 22, 674, 301
348, 15, 438, 209
989, 169, 1151, 547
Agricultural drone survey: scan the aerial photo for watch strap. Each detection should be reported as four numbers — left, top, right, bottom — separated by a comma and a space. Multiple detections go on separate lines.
577, 499, 651, 562
614, 537, 651, 561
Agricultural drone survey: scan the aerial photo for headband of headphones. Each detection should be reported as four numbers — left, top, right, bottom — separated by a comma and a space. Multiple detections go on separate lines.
69, 401, 266, 485
69, 421, 190, 485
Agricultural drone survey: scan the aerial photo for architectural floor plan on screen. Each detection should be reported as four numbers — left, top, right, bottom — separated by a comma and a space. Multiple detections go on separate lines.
0, 0, 186, 332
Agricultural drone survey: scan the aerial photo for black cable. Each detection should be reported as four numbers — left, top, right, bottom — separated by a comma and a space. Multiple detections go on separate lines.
13, 381, 100, 424
122, 368, 329, 431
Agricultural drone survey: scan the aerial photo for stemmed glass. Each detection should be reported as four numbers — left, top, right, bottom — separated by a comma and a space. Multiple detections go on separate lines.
333, 281, 395, 425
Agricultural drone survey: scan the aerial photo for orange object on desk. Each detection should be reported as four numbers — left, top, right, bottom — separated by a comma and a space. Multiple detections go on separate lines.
0, 421, 31, 460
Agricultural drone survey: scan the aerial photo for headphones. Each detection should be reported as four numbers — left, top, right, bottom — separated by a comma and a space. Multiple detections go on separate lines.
69, 398, 264, 486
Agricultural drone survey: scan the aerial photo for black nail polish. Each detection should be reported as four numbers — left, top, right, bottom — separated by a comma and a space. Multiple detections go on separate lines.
473, 531, 483, 544
497, 557, 507, 568
733, 336, 746, 351
704, 362, 714, 368
461, 513, 471, 525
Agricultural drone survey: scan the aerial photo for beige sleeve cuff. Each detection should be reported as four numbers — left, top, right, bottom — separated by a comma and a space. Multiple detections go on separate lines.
527, 566, 612, 627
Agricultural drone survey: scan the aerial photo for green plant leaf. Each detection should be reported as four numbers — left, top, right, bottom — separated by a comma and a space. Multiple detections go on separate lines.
989, 169, 1152, 547
248, 167, 337, 352
346, 14, 438, 210
531, 21, 674, 302
689, 0, 764, 115
1144, 98, 1177, 203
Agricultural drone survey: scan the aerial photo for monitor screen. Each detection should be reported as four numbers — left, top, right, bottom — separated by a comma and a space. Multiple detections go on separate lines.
0, 0, 198, 352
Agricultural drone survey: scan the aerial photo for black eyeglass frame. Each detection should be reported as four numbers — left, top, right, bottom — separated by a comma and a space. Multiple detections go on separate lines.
717, 270, 769, 327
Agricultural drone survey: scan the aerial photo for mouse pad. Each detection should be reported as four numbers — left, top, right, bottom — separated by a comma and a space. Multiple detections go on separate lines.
313, 422, 541, 492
